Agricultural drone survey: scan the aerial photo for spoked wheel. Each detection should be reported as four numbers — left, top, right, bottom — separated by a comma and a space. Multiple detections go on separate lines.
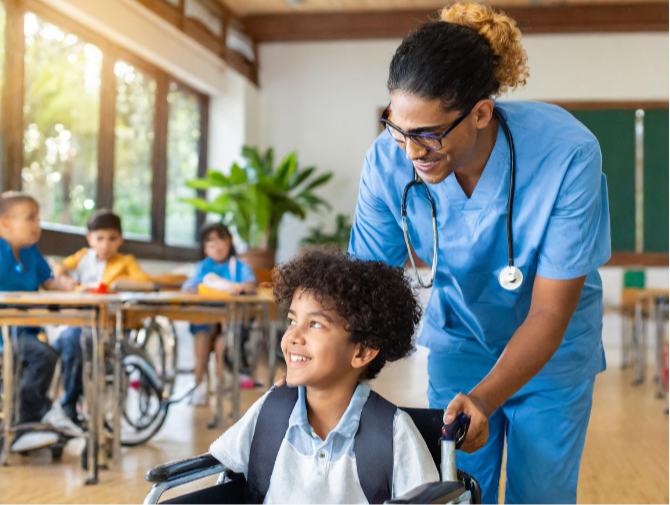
115, 358, 168, 447
224, 322, 264, 375
128, 317, 177, 397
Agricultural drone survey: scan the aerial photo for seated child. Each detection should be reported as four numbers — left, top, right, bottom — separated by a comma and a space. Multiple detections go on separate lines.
0, 192, 83, 452
52, 209, 154, 421
182, 222, 257, 405
209, 249, 439, 503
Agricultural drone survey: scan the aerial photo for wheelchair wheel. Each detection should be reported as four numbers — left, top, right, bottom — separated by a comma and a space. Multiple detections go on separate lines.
129, 317, 177, 397
117, 358, 168, 446
224, 323, 256, 373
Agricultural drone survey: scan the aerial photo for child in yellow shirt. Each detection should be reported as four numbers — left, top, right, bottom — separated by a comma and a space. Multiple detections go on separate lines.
53, 209, 153, 421
54, 209, 153, 291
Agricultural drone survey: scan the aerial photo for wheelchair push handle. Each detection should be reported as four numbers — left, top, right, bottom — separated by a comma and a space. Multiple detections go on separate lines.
441, 412, 470, 450
440, 413, 470, 483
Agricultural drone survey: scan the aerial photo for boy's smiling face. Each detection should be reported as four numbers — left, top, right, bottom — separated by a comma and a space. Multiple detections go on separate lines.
281, 289, 378, 389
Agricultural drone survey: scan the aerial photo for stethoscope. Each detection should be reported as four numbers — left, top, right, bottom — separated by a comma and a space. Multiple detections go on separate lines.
401, 108, 524, 291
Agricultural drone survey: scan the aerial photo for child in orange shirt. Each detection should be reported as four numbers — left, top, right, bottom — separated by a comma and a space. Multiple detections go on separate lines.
53, 209, 153, 421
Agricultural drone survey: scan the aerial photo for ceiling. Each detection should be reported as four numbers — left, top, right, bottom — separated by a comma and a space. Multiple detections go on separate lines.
221, 0, 664, 16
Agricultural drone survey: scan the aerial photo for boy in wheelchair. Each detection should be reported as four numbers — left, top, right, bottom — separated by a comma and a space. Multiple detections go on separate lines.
207, 249, 439, 503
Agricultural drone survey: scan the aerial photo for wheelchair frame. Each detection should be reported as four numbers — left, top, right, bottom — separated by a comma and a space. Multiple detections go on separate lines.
143, 408, 481, 504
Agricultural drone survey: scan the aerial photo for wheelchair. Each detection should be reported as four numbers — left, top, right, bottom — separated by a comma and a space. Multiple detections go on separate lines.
143, 408, 482, 504
103, 316, 191, 449
0, 317, 187, 471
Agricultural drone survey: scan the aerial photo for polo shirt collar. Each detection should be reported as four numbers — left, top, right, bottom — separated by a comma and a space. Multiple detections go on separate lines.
289, 383, 371, 440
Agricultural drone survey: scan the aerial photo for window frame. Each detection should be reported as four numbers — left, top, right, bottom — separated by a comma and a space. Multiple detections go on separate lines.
1, 0, 208, 262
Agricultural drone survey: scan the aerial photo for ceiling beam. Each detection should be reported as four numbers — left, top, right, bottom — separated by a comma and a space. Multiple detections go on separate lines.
243, 2, 669, 42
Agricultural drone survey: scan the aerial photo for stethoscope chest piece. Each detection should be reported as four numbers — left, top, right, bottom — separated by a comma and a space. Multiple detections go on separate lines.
498, 266, 523, 291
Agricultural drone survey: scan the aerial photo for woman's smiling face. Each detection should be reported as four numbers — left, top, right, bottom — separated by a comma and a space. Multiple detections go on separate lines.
281, 289, 360, 389
388, 91, 485, 185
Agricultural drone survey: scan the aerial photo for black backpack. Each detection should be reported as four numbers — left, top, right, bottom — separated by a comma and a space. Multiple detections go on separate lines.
247, 384, 397, 504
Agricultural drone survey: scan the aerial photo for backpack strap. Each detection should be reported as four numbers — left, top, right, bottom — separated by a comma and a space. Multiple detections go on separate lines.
354, 390, 397, 504
247, 385, 299, 504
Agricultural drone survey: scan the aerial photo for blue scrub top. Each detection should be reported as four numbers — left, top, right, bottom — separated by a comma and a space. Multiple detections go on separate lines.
0, 238, 53, 292
348, 101, 611, 393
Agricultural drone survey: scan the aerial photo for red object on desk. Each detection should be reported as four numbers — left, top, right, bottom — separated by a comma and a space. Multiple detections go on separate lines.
89, 283, 110, 294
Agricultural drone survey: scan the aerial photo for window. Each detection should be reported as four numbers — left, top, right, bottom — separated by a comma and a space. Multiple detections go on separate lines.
1, 3, 209, 260
0, 2, 6, 176
113, 61, 156, 238
22, 12, 101, 227
165, 82, 202, 246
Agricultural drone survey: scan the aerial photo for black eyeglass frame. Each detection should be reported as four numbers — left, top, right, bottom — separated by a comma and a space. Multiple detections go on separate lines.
380, 103, 475, 151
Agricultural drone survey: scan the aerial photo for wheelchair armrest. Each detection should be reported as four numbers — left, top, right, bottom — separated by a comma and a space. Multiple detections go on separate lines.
145, 453, 221, 483
385, 481, 466, 504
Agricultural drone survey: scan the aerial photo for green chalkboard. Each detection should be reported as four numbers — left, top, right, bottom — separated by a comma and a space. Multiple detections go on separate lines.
568, 108, 669, 253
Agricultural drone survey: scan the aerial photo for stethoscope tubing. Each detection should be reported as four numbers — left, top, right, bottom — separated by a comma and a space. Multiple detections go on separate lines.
401, 107, 521, 290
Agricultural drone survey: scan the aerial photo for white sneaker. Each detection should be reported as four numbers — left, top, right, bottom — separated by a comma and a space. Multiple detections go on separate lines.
189, 382, 208, 406
41, 403, 85, 436
11, 431, 59, 452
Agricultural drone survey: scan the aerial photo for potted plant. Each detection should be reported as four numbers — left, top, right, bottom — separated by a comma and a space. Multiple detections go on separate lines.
182, 146, 333, 270
300, 214, 353, 253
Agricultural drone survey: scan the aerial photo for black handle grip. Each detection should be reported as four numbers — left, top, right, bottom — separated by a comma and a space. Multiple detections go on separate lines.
145, 453, 219, 483
442, 413, 470, 450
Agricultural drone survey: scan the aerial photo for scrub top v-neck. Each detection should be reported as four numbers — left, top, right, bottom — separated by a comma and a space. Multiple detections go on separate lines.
348, 101, 611, 394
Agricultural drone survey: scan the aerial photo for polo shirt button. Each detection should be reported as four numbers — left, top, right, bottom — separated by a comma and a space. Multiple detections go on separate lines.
319, 451, 326, 459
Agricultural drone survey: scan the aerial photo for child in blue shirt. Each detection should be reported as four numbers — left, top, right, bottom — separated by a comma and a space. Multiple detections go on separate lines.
209, 250, 439, 503
0, 192, 82, 452
182, 222, 257, 405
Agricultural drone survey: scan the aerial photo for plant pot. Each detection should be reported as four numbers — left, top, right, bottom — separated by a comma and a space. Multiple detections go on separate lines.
239, 248, 276, 284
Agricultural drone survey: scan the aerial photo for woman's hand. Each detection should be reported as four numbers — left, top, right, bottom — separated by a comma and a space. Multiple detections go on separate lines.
444, 393, 490, 453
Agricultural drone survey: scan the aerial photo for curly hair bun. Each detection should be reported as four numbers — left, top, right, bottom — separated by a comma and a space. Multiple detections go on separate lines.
440, 3, 529, 93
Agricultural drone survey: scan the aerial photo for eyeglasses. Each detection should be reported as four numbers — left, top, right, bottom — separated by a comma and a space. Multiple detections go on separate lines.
380, 103, 475, 151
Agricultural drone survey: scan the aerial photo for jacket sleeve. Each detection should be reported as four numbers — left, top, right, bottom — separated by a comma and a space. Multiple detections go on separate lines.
122, 256, 153, 282
60, 248, 89, 272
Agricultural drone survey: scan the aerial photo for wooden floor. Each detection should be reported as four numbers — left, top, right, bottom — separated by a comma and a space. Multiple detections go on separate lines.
0, 348, 667, 504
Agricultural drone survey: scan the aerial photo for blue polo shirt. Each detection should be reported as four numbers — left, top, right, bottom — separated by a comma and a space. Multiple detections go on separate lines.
0, 238, 53, 292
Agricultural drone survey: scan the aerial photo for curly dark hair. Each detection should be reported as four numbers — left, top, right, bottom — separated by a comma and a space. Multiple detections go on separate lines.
272, 248, 422, 381
387, 5, 528, 112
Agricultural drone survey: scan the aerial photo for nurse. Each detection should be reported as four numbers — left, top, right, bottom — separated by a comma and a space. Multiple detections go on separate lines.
348, 4, 611, 504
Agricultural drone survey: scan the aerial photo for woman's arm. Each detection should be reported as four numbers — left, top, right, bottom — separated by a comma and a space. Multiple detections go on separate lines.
450, 141, 609, 453
445, 274, 585, 453
348, 159, 407, 266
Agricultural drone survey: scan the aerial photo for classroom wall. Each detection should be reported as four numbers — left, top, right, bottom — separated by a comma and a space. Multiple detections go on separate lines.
255, 33, 669, 262
254, 33, 668, 365
41, 0, 257, 177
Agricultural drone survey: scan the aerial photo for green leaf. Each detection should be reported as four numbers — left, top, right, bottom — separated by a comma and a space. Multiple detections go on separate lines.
289, 167, 315, 189
229, 163, 248, 185
244, 185, 272, 232
262, 148, 274, 175
185, 179, 222, 190
301, 172, 333, 192
207, 170, 230, 185
241, 146, 263, 171
257, 180, 287, 198
275, 152, 297, 189
297, 193, 332, 210
274, 198, 307, 220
